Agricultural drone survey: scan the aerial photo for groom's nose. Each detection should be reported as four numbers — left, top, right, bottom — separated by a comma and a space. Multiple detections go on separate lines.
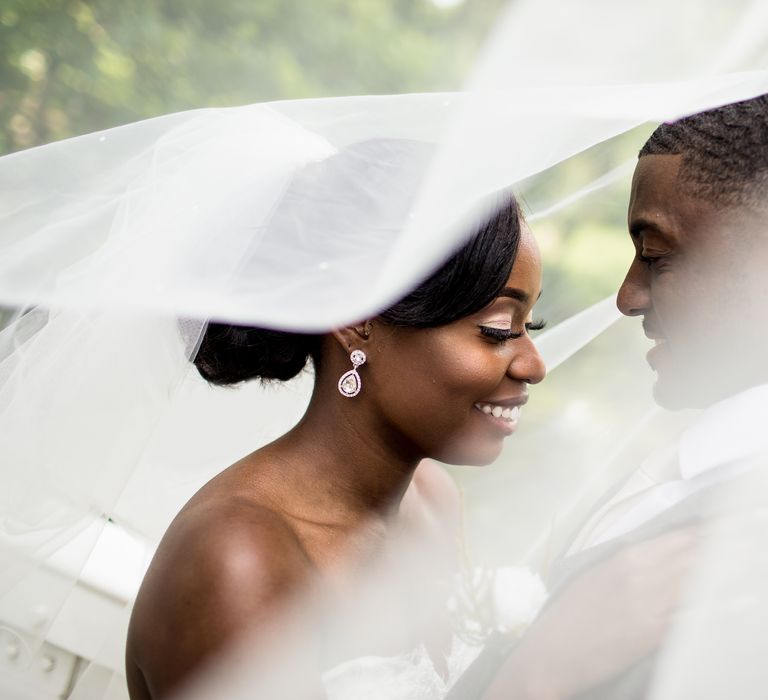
617, 258, 651, 317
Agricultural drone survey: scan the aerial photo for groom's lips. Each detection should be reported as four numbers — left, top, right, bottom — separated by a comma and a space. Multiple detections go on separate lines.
642, 320, 668, 370
642, 318, 665, 340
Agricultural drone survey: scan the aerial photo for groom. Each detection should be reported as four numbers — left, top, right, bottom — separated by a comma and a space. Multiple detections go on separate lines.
565, 93, 768, 556
450, 93, 768, 699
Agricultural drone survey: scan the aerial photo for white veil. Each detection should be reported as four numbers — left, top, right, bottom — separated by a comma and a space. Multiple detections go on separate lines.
1, 0, 768, 698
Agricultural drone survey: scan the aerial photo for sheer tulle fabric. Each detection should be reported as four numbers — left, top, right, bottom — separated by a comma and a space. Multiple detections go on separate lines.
1, 0, 768, 697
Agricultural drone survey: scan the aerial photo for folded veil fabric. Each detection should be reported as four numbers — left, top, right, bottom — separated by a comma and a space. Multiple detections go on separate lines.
1, 0, 768, 698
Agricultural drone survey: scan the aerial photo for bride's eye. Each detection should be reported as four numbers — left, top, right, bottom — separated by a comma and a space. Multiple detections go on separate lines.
479, 318, 547, 343
480, 326, 524, 342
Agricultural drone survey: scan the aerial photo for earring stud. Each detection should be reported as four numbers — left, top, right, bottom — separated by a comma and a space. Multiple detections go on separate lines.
338, 349, 366, 398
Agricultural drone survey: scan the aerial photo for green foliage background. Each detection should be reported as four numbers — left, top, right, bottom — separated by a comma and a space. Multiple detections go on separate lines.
0, 0, 505, 153
0, 0, 646, 320
0, 0, 645, 308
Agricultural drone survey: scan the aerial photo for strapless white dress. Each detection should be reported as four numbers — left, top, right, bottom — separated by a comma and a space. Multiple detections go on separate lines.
323, 639, 482, 700
321, 565, 547, 699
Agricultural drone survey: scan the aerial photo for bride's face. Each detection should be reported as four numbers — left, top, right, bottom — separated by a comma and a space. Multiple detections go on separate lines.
367, 224, 546, 466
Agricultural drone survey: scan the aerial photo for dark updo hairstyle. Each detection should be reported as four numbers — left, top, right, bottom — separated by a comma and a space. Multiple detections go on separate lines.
193, 140, 522, 386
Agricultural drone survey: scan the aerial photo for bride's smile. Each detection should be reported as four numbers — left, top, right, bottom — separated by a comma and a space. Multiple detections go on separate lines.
356, 222, 545, 467
473, 396, 527, 434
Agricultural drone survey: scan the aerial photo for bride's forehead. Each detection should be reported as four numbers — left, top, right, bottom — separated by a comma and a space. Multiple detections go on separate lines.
513, 225, 541, 270
505, 226, 542, 303
519, 221, 538, 249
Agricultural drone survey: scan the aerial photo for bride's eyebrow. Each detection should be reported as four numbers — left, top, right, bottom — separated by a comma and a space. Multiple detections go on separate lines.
497, 288, 542, 304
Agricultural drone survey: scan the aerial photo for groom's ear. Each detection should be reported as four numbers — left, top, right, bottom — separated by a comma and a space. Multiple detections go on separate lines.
331, 320, 373, 355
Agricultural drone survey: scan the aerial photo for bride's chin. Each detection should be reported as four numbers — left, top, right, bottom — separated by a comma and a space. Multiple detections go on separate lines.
431, 439, 505, 467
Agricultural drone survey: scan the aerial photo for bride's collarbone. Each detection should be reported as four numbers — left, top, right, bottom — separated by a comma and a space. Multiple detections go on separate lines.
181, 486, 387, 579
178, 454, 453, 591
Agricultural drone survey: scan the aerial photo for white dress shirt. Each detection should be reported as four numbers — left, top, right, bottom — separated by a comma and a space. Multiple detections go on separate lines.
574, 383, 768, 552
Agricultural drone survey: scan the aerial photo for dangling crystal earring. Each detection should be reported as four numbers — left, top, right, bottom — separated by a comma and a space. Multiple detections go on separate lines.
338, 349, 366, 398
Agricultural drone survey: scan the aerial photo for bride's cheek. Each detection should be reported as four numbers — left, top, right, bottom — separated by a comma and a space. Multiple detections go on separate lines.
463, 351, 510, 389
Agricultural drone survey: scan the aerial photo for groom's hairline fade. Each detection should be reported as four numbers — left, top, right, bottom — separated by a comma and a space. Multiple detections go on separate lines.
639, 93, 768, 211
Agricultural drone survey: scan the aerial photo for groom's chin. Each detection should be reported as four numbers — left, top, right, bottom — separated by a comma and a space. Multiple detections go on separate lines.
652, 370, 722, 411
652, 378, 694, 411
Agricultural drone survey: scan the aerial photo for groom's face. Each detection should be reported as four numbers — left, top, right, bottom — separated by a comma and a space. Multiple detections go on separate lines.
618, 154, 768, 409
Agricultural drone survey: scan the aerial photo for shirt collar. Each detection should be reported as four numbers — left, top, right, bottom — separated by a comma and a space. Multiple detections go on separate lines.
678, 383, 768, 480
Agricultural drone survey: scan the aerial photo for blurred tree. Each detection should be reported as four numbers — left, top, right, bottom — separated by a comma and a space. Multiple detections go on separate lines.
0, 0, 505, 153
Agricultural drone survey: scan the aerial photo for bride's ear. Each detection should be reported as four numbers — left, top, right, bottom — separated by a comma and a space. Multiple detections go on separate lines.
331, 320, 373, 355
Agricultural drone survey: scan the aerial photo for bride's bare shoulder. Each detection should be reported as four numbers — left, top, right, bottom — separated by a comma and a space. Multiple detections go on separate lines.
168, 493, 311, 577
127, 495, 313, 698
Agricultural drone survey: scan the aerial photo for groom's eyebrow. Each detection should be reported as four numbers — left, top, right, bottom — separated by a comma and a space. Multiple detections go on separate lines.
629, 217, 668, 239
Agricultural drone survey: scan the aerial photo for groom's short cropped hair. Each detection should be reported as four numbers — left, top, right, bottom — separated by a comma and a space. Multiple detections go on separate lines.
640, 93, 768, 210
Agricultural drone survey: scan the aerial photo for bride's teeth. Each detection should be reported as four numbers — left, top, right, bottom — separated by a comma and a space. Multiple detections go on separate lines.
477, 402, 523, 421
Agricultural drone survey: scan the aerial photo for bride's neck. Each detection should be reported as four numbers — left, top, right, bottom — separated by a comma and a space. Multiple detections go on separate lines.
271, 386, 422, 521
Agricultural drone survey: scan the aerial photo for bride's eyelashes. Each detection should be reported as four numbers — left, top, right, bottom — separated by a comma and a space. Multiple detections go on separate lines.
480, 326, 523, 341
479, 319, 547, 342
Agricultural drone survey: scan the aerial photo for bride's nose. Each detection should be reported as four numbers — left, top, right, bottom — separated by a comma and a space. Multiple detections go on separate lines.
507, 333, 546, 385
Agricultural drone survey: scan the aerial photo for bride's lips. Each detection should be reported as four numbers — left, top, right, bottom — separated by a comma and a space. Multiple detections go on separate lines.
473, 395, 528, 436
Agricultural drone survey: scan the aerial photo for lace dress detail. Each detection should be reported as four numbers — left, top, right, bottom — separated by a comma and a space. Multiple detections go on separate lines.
323, 638, 482, 700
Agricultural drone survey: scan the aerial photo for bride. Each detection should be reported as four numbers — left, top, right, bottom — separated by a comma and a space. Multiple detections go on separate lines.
123, 140, 693, 700
126, 141, 544, 697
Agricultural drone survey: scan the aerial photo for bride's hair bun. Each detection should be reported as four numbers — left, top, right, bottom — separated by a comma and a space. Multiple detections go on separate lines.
194, 323, 320, 386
